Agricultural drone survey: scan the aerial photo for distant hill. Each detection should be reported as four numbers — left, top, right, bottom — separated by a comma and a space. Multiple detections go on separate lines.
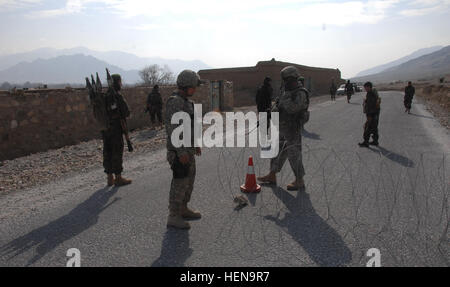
351, 45, 450, 84
0, 54, 140, 84
355, 46, 443, 77
0, 47, 211, 75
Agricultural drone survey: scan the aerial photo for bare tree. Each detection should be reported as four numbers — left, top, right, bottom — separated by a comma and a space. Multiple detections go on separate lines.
139, 64, 175, 86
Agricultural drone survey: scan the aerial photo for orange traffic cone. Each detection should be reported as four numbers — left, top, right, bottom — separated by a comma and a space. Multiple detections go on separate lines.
240, 156, 261, 193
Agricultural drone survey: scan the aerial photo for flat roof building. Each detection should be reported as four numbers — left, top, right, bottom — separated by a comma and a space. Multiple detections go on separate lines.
199, 58, 343, 107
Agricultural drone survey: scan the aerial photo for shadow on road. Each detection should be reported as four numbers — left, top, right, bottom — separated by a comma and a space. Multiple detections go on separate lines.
369, 146, 415, 168
134, 128, 159, 142
408, 113, 434, 120
151, 229, 192, 267
265, 186, 352, 266
302, 129, 321, 140
0, 186, 121, 266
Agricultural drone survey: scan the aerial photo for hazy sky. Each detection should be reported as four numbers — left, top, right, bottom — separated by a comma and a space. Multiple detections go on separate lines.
0, 0, 449, 77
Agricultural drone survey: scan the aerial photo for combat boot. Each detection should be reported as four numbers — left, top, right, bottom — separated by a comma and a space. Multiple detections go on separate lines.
257, 172, 277, 184
107, 174, 114, 186
167, 209, 191, 229
287, 177, 305, 191
181, 203, 202, 220
114, 174, 132, 186
358, 142, 369, 148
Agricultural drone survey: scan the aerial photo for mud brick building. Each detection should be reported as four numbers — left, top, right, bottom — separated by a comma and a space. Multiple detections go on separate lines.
199, 59, 343, 107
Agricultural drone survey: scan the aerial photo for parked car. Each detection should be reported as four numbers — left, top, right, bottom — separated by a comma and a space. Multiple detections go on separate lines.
337, 84, 346, 95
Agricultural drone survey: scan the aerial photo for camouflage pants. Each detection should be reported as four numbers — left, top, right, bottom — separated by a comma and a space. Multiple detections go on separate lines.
102, 121, 124, 175
270, 132, 305, 179
167, 151, 196, 213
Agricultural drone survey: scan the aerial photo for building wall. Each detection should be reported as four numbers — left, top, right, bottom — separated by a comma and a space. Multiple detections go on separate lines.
199, 60, 343, 107
0, 81, 233, 161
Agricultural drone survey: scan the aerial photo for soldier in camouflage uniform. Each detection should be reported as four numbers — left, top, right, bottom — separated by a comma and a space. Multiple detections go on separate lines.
165, 70, 203, 229
257, 66, 309, 190
103, 74, 132, 187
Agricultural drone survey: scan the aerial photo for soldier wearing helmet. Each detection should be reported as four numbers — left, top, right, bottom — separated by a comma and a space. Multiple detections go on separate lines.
164, 69, 203, 229
257, 66, 309, 190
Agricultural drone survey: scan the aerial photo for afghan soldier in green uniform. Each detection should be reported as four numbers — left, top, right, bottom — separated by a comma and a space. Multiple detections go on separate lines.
147, 85, 163, 126
345, 80, 353, 103
359, 81, 380, 147
404, 81, 415, 114
165, 70, 203, 229
330, 80, 337, 101
257, 66, 309, 190
103, 74, 132, 186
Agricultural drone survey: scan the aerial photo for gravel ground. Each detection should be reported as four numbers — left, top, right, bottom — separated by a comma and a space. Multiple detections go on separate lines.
0, 127, 166, 194
415, 94, 449, 129
0, 94, 349, 195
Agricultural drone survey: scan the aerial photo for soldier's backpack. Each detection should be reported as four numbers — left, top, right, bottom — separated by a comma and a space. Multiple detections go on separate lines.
299, 87, 310, 124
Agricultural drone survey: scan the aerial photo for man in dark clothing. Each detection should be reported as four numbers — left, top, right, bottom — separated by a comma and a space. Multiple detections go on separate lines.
330, 80, 337, 101
103, 74, 132, 186
404, 81, 415, 114
345, 80, 353, 103
359, 82, 380, 147
256, 77, 273, 114
147, 85, 163, 126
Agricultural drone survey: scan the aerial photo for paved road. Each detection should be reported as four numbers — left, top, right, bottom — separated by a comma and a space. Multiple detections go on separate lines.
0, 91, 448, 267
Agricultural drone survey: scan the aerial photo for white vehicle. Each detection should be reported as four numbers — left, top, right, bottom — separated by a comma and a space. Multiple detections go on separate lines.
337, 84, 346, 95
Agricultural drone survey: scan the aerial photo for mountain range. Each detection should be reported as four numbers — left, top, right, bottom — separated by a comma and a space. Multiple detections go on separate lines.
0, 54, 140, 84
0, 47, 211, 84
355, 46, 443, 77
352, 45, 450, 84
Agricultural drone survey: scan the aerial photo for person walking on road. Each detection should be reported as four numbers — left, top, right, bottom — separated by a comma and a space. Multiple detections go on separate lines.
404, 81, 415, 114
257, 66, 309, 190
359, 82, 381, 147
345, 80, 354, 103
330, 80, 337, 101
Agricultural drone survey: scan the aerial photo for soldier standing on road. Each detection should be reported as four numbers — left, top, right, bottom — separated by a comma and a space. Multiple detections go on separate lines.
330, 80, 337, 101
404, 81, 415, 114
165, 70, 203, 229
103, 74, 132, 186
257, 66, 309, 190
359, 81, 380, 147
345, 80, 353, 103
256, 77, 273, 114
147, 85, 163, 126
256, 77, 273, 130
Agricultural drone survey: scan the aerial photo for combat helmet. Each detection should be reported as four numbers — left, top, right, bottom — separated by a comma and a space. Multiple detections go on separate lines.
177, 70, 203, 88
280, 66, 300, 80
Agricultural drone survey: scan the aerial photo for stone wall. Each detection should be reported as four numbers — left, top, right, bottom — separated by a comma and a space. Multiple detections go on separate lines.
199, 59, 343, 107
0, 81, 233, 161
